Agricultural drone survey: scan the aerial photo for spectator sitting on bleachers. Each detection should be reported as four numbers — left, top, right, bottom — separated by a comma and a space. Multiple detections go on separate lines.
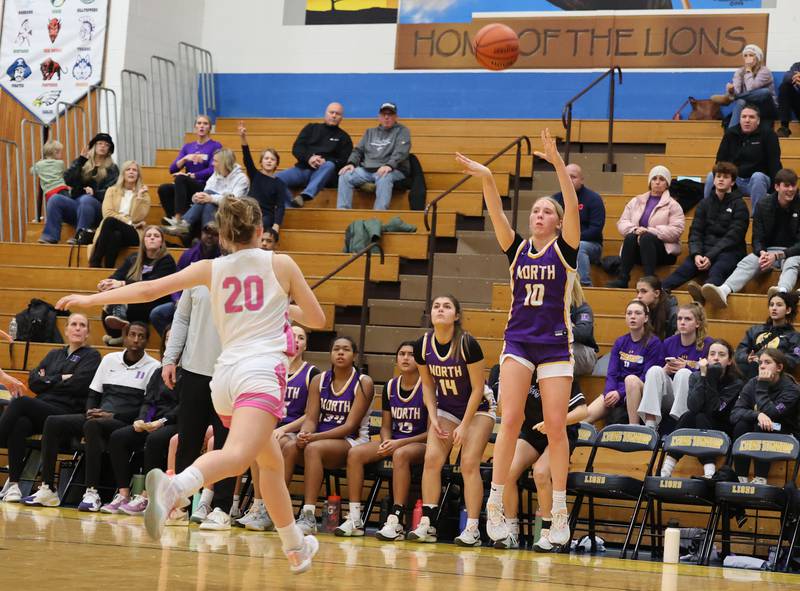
40, 133, 119, 246
164, 150, 249, 239
99, 225, 177, 345
0, 314, 100, 503
734, 291, 800, 381
149, 221, 220, 337
660, 339, 743, 478
777, 61, 800, 138
337, 101, 411, 210
571, 282, 599, 376
261, 227, 279, 251
21, 322, 158, 508
552, 164, 605, 286
662, 161, 748, 300
238, 122, 287, 233
729, 348, 800, 484
636, 275, 679, 341
702, 104, 781, 212
701, 169, 800, 309
607, 166, 684, 288
99, 327, 179, 515
88, 160, 150, 268
585, 300, 662, 426
276, 102, 353, 208
31, 140, 70, 226
157, 115, 221, 226
632, 303, 714, 429
712, 44, 778, 128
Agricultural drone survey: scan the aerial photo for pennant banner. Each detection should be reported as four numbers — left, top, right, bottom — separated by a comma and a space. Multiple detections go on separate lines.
0, 0, 108, 124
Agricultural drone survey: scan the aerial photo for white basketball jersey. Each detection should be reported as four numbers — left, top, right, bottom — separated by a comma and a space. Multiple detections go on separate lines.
210, 249, 294, 366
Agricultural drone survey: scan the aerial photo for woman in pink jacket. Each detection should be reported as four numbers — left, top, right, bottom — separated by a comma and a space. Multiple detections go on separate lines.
607, 166, 685, 288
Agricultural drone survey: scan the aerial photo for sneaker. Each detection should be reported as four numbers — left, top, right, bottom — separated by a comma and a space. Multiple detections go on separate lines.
406, 516, 437, 543
0, 480, 10, 500
454, 525, 482, 547
296, 509, 317, 534
120, 494, 149, 515
190, 501, 212, 524
777, 126, 792, 138
199, 507, 232, 531
686, 281, 704, 304
22, 484, 60, 507
165, 507, 189, 526
102, 335, 124, 346
285, 534, 319, 575
144, 468, 180, 541
751, 476, 768, 485
606, 277, 629, 289
486, 497, 508, 542
767, 286, 783, 299
548, 510, 571, 546
235, 503, 263, 529
104, 304, 129, 331
334, 517, 365, 537
66, 237, 77, 245
229, 500, 242, 520
74, 228, 95, 246
37, 237, 58, 245
494, 533, 520, 550
100, 493, 130, 514
162, 220, 190, 236
710, 93, 734, 105
78, 487, 101, 512
534, 529, 554, 552
2, 483, 21, 503
244, 508, 274, 532
375, 515, 404, 541
291, 195, 305, 208
701, 283, 728, 309
161, 216, 177, 226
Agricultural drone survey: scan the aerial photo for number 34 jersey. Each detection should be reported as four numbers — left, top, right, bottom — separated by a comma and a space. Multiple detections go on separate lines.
504, 233, 577, 346
210, 248, 296, 367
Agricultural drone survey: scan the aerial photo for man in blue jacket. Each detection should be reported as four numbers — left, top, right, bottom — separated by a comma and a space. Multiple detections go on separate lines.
552, 164, 605, 286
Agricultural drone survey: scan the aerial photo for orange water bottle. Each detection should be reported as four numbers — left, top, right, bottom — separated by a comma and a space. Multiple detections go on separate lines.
411, 499, 423, 529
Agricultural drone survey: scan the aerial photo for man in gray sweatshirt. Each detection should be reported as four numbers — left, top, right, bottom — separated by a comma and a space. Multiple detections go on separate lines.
337, 101, 411, 210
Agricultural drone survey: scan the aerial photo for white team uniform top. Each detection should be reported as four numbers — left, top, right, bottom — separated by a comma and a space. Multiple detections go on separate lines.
210, 249, 294, 367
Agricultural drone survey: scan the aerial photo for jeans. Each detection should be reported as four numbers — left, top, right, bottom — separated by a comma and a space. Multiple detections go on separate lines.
182, 201, 218, 231
704, 172, 770, 212
337, 167, 406, 210
577, 240, 602, 286
149, 302, 176, 336
276, 160, 336, 205
618, 232, 676, 278
42, 193, 101, 242
729, 87, 778, 128
723, 248, 800, 294
662, 250, 742, 290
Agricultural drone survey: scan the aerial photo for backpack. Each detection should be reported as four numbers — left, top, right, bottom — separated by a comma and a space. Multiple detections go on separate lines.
15, 299, 63, 344
406, 153, 427, 211
669, 179, 705, 213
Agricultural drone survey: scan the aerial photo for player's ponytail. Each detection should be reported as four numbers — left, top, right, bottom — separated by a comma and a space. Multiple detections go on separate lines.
216, 194, 262, 246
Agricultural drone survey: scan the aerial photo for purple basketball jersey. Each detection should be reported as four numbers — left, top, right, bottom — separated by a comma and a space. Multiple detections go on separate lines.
386, 376, 427, 439
504, 237, 575, 345
280, 361, 316, 426
422, 332, 489, 420
318, 368, 362, 439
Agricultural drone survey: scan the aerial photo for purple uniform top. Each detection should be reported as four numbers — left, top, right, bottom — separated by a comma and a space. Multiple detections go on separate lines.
280, 361, 319, 426
415, 331, 490, 420
383, 376, 428, 439
318, 367, 367, 440
504, 234, 578, 346
605, 333, 663, 399
660, 335, 714, 371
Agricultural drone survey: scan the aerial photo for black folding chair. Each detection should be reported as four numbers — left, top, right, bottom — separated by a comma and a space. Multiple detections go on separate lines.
704, 432, 800, 569
632, 428, 731, 561
568, 424, 660, 557
782, 486, 800, 572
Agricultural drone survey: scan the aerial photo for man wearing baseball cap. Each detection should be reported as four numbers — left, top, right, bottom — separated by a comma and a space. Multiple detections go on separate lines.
337, 101, 411, 210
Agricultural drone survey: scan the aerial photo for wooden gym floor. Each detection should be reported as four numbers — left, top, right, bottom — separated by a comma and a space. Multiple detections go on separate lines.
1, 505, 798, 590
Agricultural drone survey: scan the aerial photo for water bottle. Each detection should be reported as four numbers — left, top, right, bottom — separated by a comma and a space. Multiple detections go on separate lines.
8, 318, 17, 341
534, 510, 543, 544
324, 495, 341, 532
459, 507, 467, 532
411, 499, 423, 529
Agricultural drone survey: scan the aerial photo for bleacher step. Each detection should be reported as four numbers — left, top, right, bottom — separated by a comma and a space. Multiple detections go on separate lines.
532, 170, 624, 194
336, 324, 425, 356
304, 351, 396, 383
433, 253, 509, 281
369, 299, 426, 328
455, 230, 504, 256
399, 273, 496, 306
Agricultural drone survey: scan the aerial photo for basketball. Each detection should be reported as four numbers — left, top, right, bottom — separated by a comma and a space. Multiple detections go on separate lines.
473, 23, 520, 71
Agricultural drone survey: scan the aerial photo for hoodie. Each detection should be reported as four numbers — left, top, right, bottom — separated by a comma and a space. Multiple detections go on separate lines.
205, 164, 250, 204
730, 374, 800, 435
348, 123, 411, 175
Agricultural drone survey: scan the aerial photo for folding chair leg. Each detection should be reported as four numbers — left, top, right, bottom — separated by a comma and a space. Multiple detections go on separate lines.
569, 493, 584, 535
773, 501, 793, 572
783, 514, 800, 572
652, 500, 661, 559
621, 489, 647, 559
588, 497, 597, 553
362, 476, 383, 527
435, 480, 453, 527
632, 497, 651, 560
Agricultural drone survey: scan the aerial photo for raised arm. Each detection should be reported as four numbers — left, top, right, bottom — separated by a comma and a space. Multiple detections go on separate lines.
535, 129, 580, 249
456, 152, 515, 251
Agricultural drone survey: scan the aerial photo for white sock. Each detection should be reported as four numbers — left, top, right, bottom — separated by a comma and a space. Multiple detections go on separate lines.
507, 517, 519, 535
199, 487, 214, 506
349, 502, 362, 523
660, 455, 678, 478
645, 419, 657, 428
489, 482, 504, 502
703, 463, 716, 478
172, 466, 204, 499
721, 284, 732, 296
277, 522, 305, 552
466, 517, 479, 531
302, 503, 315, 516
552, 490, 567, 514
252, 498, 264, 510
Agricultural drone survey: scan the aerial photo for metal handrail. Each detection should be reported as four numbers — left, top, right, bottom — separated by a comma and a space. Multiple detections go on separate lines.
151, 56, 181, 149
120, 69, 153, 164
0, 139, 21, 242
561, 66, 622, 172
310, 241, 385, 372
421, 136, 531, 326
87, 85, 118, 140
20, 119, 49, 222
55, 101, 88, 163
178, 42, 216, 127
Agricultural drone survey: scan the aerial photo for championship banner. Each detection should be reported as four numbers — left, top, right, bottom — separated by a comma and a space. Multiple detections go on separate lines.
0, 0, 108, 124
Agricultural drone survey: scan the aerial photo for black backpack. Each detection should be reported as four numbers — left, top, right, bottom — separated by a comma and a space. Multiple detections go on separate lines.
15, 299, 63, 344
669, 179, 705, 213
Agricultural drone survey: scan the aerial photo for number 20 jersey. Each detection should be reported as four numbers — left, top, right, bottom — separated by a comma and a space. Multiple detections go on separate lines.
210, 248, 296, 367
504, 235, 576, 346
